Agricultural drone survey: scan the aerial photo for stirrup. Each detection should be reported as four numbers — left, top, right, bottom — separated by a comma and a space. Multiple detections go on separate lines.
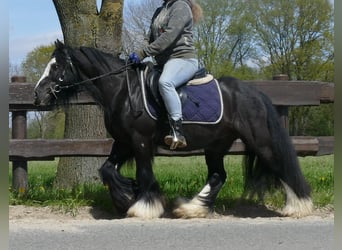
164, 134, 187, 150
165, 118, 187, 150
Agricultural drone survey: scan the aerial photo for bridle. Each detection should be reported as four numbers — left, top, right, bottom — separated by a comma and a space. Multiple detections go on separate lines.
46, 54, 143, 117
49, 59, 135, 98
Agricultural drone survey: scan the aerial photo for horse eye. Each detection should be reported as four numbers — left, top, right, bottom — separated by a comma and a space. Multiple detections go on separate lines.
52, 63, 59, 70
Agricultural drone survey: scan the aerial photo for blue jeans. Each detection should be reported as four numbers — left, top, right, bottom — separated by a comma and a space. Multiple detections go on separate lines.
159, 58, 199, 120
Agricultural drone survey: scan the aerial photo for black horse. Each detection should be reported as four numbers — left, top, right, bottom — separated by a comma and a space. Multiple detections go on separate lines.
34, 40, 313, 219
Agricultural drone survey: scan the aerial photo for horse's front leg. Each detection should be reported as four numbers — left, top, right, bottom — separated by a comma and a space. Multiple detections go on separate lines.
99, 141, 138, 215
126, 137, 165, 219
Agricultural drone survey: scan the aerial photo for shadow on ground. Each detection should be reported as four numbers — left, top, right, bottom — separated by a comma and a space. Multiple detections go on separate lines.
89, 198, 282, 220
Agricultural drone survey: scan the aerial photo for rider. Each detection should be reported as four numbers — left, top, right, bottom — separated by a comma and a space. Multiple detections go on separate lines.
129, 0, 203, 150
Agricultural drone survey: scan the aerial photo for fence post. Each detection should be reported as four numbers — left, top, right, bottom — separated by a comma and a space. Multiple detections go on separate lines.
11, 76, 28, 193
273, 74, 289, 133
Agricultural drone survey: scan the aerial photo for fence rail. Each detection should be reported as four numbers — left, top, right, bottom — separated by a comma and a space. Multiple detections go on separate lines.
9, 136, 334, 161
9, 80, 334, 110
8, 75, 334, 191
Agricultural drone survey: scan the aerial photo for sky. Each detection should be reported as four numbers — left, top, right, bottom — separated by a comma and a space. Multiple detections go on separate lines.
9, 0, 334, 66
9, 0, 108, 65
9, 0, 62, 65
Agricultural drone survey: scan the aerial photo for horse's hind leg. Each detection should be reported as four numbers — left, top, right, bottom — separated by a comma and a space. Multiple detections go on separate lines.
246, 143, 313, 217
173, 147, 228, 218
242, 111, 313, 217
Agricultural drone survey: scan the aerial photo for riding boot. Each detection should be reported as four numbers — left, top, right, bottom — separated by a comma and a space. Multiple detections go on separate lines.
164, 118, 187, 150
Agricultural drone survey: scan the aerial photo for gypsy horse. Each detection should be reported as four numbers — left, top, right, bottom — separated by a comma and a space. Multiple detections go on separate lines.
34, 40, 313, 219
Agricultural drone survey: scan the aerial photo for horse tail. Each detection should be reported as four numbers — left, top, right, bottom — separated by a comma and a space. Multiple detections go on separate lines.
243, 91, 313, 217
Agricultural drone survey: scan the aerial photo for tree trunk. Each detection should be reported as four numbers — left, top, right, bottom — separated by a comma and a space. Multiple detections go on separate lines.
52, 0, 123, 188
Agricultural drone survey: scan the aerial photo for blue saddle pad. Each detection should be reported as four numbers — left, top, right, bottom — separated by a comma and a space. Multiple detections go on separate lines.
140, 73, 223, 124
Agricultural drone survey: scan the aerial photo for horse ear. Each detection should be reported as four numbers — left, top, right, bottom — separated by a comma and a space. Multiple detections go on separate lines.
55, 39, 64, 49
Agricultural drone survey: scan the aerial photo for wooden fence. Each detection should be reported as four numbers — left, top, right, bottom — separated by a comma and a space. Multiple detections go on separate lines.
9, 75, 334, 191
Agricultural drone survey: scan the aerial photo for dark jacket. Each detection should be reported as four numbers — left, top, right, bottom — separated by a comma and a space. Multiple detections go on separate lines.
143, 0, 197, 65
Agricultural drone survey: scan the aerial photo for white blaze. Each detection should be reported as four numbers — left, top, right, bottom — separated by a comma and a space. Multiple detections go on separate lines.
34, 57, 56, 91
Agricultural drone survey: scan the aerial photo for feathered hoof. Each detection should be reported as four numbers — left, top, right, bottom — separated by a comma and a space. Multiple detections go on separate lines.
126, 198, 164, 219
281, 181, 314, 218
173, 197, 210, 219
281, 198, 314, 218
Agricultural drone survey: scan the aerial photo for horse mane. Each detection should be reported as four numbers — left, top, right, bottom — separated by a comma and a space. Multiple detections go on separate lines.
52, 41, 126, 77
77, 47, 126, 73
53, 44, 128, 107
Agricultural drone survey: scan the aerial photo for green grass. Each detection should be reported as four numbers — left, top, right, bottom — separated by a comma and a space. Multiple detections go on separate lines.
299, 155, 334, 206
9, 155, 334, 215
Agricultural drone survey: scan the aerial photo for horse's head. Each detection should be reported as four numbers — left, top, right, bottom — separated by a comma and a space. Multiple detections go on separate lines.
34, 40, 80, 106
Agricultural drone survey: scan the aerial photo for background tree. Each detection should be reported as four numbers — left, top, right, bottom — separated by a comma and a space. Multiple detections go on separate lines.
246, 0, 334, 136
247, 0, 333, 81
117, 0, 334, 136
21, 44, 55, 83
194, 0, 257, 78
52, 0, 123, 188
123, 0, 261, 79
122, 0, 159, 54
27, 111, 65, 139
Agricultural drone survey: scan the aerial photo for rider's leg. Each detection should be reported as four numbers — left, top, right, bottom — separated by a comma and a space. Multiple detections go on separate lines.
158, 58, 198, 149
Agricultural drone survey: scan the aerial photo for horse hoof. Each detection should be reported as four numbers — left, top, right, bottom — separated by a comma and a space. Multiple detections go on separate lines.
281, 198, 314, 218
173, 197, 209, 219
126, 198, 164, 219
281, 181, 314, 218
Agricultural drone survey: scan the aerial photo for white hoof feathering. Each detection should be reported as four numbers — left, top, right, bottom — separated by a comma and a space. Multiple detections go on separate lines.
126, 198, 164, 219
173, 184, 212, 219
281, 181, 313, 218
173, 196, 210, 218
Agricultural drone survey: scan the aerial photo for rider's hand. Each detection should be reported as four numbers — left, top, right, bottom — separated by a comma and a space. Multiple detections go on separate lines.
129, 50, 146, 64
129, 52, 140, 64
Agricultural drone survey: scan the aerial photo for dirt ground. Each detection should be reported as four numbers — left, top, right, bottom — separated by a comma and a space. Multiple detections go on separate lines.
9, 204, 334, 225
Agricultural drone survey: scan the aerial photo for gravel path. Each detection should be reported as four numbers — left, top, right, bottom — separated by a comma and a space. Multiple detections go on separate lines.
9, 205, 334, 250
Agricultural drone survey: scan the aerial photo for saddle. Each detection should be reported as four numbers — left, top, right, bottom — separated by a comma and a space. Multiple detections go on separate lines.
139, 62, 223, 124
142, 62, 213, 107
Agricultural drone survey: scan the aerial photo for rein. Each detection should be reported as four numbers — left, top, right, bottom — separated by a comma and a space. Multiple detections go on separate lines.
50, 58, 143, 117
52, 62, 135, 94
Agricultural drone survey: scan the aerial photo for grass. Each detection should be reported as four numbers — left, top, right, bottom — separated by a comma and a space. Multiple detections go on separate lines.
9, 155, 334, 215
